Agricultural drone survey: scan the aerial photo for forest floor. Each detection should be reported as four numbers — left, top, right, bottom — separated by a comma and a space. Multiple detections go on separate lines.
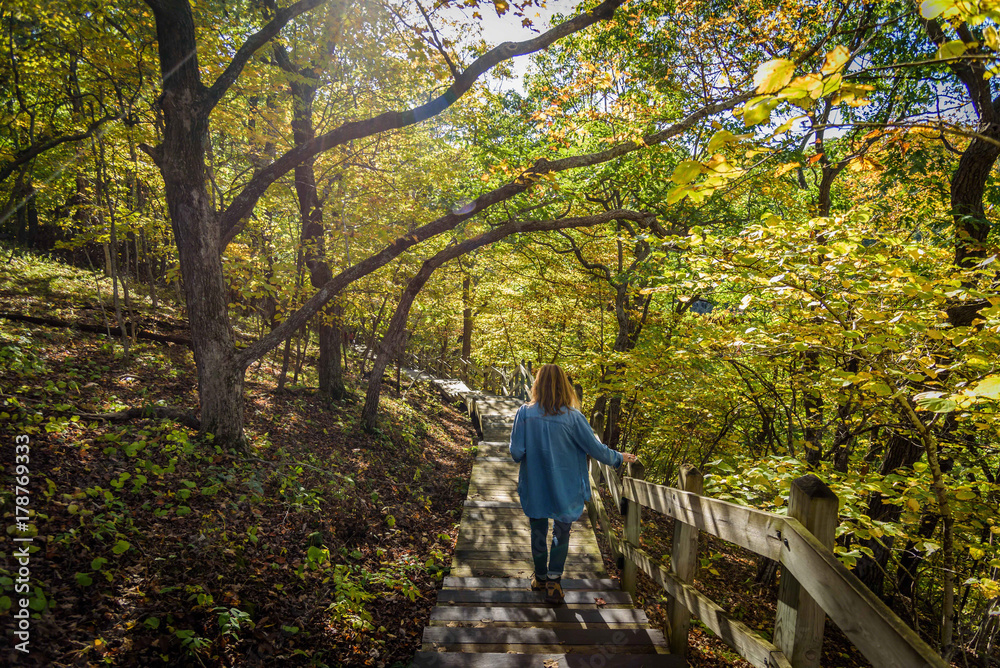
1, 251, 971, 668
0, 252, 477, 667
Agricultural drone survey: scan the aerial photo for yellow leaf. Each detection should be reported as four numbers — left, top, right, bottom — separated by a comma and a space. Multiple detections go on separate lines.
821, 46, 851, 75
968, 375, 1000, 398
671, 160, 702, 185
743, 99, 773, 126
987, 26, 1000, 51
666, 185, 691, 205
774, 162, 801, 177
920, 0, 953, 19
937, 40, 968, 60
754, 59, 795, 93
707, 129, 736, 153
906, 498, 920, 512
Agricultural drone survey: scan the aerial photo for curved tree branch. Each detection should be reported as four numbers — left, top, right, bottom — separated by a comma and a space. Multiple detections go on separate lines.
233, 92, 751, 369
203, 0, 328, 112
0, 113, 120, 185
218, 0, 628, 249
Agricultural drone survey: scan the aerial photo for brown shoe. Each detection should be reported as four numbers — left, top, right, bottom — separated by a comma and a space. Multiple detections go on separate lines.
545, 579, 564, 604
531, 574, 547, 591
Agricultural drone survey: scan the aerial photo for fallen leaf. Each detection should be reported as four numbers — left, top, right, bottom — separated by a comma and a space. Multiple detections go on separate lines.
595, 597, 607, 607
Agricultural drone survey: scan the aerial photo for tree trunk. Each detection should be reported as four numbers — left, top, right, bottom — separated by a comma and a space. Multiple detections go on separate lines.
855, 433, 923, 595
281, 51, 346, 400
146, 0, 244, 445
951, 128, 1000, 267
461, 275, 472, 380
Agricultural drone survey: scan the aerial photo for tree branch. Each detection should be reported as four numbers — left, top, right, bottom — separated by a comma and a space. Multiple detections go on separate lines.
218, 0, 629, 249
0, 113, 121, 185
232, 92, 750, 368
557, 230, 614, 282
203, 0, 328, 112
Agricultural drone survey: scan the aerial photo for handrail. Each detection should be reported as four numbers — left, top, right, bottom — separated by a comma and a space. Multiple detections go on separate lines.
584, 462, 948, 668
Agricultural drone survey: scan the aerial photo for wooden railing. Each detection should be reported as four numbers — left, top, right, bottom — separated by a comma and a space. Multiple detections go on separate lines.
584, 460, 948, 668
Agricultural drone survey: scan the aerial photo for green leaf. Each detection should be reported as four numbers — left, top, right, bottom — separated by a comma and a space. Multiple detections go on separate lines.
91, 557, 108, 571
920, 0, 953, 19
112, 539, 131, 555
707, 130, 737, 153
282, 625, 300, 634
956, 490, 977, 500
754, 59, 795, 93
175, 506, 191, 516
743, 99, 773, 126
968, 375, 1000, 398
75, 573, 93, 587
671, 160, 702, 185
937, 40, 968, 60
914, 391, 957, 413
666, 185, 691, 204
145, 617, 160, 629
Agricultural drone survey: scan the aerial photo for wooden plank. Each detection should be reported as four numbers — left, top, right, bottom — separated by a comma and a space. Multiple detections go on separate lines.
428, 620, 651, 631
622, 542, 792, 668
448, 567, 605, 579
458, 526, 601, 542
779, 517, 947, 668
410, 652, 684, 667
450, 560, 606, 576
464, 500, 521, 508
774, 475, 838, 668
435, 589, 633, 606
429, 605, 647, 625
594, 461, 624, 512
622, 461, 644, 596
454, 547, 600, 558
420, 643, 664, 655
442, 577, 616, 590
422, 626, 666, 647
667, 465, 702, 656
459, 519, 532, 530
451, 556, 603, 568
587, 463, 621, 560
623, 477, 784, 560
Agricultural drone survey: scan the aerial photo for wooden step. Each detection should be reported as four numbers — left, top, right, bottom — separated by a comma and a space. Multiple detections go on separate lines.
454, 548, 601, 561
410, 652, 684, 667
449, 567, 605, 579
436, 589, 632, 606
443, 577, 617, 590
465, 500, 522, 508
430, 605, 648, 625
423, 626, 667, 649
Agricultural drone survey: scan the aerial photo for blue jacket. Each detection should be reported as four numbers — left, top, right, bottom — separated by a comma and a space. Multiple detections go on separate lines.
509, 403, 624, 523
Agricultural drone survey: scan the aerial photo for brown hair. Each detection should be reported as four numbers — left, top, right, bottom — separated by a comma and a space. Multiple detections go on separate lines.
530, 364, 580, 415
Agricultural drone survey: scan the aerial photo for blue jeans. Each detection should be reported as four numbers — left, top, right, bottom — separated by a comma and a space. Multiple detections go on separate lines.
529, 517, 573, 580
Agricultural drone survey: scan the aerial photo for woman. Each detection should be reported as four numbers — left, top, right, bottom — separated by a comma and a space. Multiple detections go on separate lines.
509, 364, 638, 604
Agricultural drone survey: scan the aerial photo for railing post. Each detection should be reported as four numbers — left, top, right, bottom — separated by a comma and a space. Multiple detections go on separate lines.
621, 460, 645, 597
668, 464, 703, 656
774, 474, 839, 668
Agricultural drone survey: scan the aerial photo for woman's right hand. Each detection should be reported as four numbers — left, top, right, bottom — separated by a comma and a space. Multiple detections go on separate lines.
622, 452, 638, 464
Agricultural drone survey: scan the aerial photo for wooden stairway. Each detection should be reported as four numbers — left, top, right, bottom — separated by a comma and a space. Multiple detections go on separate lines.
410, 393, 681, 667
